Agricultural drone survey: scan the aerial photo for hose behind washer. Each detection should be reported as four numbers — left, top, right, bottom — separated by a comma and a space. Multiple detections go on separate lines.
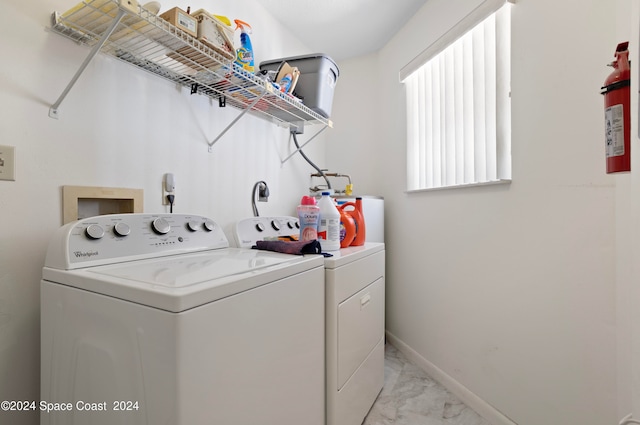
292, 131, 331, 190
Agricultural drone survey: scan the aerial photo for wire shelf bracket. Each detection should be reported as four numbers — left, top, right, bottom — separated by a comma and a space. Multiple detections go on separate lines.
207, 91, 267, 152
281, 125, 329, 164
49, 0, 139, 119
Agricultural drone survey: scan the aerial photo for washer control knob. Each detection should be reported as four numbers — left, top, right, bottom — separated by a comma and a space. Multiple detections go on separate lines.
287, 221, 295, 229
255, 223, 265, 232
152, 217, 171, 235
295, 221, 300, 229
187, 221, 200, 232
85, 224, 105, 240
271, 220, 281, 231
203, 219, 216, 232
113, 222, 131, 237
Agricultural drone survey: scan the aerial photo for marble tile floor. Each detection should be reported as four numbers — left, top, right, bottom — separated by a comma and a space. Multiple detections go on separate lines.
363, 343, 493, 425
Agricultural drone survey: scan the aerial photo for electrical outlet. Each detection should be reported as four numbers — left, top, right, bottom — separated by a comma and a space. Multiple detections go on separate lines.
0, 145, 15, 181
162, 173, 175, 206
162, 183, 176, 205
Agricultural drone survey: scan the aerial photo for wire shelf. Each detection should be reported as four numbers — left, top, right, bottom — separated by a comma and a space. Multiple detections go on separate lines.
49, 0, 331, 129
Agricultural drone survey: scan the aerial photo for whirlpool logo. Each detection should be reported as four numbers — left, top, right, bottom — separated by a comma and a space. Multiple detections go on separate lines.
73, 251, 99, 258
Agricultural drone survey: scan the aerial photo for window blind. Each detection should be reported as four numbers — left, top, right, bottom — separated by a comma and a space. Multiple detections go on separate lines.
403, 1, 512, 191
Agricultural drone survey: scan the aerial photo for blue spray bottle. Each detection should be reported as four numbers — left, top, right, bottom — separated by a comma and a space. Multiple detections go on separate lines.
234, 19, 254, 73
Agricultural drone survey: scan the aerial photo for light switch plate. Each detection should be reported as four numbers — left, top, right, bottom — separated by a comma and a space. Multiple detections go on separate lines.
0, 145, 15, 181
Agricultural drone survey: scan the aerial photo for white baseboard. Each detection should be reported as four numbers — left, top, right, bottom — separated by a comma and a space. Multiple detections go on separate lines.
385, 330, 518, 425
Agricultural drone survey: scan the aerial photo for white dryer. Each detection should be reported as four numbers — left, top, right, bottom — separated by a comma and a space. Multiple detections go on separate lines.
234, 216, 385, 425
323, 244, 385, 425
41, 213, 325, 425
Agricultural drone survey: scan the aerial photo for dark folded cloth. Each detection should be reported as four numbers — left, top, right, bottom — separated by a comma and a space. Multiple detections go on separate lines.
253, 239, 332, 257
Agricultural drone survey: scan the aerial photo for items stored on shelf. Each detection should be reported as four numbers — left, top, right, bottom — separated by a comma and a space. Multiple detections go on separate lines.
48, 0, 332, 144
159, 6, 197, 38
234, 19, 254, 73
191, 9, 234, 61
260, 54, 340, 118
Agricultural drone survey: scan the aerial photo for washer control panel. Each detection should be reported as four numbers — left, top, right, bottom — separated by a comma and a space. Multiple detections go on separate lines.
233, 216, 299, 248
45, 214, 229, 270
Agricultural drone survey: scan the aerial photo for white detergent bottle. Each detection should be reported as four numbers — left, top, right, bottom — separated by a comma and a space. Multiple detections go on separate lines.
317, 192, 341, 251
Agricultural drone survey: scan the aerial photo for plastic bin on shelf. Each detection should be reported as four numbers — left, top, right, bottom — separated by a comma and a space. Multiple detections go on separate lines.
259, 54, 340, 118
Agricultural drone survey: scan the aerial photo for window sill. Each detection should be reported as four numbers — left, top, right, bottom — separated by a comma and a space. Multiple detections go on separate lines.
406, 179, 512, 194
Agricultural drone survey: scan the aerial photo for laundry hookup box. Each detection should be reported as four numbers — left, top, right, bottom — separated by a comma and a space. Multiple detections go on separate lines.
260, 54, 340, 118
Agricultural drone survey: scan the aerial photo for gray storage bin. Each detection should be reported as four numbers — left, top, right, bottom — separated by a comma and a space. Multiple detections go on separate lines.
260, 54, 339, 118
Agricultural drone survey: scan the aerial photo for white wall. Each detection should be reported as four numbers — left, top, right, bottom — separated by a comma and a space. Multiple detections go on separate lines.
3, 0, 638, 424
614, 0, 640, 420
0, 1, 327, 424
329, 0, 626, 424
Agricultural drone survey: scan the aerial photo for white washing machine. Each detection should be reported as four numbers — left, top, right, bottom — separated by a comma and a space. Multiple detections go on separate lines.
234, 216, 385, 425
41, 213, 325, 425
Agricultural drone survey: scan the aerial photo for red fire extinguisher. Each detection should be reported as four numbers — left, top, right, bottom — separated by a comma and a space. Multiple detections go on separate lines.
601, 41, 631, 174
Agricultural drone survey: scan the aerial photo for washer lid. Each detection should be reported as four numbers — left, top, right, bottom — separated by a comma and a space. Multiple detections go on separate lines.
43, 248, 324, 312
89, 249, 292, 287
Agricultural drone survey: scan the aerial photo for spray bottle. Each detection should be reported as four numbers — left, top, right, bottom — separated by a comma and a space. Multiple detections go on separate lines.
234, 19, 254, 73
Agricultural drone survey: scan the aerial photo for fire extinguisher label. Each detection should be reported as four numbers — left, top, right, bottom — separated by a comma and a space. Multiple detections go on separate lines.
605, 104, 625, 157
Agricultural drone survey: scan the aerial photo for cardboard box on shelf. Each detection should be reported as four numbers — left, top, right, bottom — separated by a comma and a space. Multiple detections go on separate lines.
159, 7, 197, 38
